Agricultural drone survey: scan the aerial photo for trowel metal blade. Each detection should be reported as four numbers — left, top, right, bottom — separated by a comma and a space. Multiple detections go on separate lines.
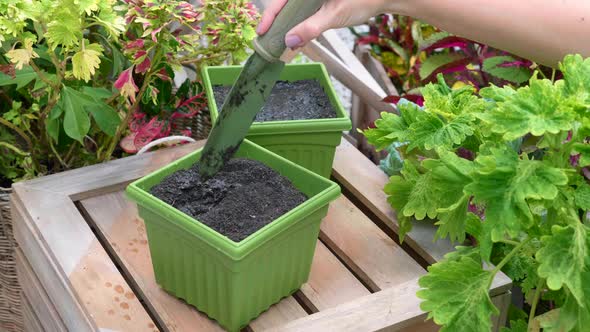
198, 53, 285, 179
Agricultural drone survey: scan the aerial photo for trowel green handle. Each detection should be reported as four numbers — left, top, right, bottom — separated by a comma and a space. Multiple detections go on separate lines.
253, 0, 326, 62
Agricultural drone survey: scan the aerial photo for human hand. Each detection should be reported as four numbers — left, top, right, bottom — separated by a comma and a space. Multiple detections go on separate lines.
256, 0, 409, 49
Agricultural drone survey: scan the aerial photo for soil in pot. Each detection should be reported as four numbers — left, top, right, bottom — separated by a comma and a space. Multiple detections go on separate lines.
213, 79, 337, 122
150, 158, 307, 242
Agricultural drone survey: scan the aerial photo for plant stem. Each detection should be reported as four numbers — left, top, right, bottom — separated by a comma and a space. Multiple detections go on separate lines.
0, 117, 33, 150
528, 278, 545, 328
48, 138, 67, 169
29, 61, 57, 89
101, 47, 164, 161
491, 237, 532, 277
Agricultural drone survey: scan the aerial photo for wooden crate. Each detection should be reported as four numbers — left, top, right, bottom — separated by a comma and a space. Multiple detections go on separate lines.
11, 139, 512, 331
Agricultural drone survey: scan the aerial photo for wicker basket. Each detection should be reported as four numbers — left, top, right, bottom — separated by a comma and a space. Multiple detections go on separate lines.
171, 108, 212, 141
0, 187, 22, 332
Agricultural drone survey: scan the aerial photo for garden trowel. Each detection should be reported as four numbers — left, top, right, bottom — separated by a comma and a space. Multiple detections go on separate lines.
198, 0, 326, 179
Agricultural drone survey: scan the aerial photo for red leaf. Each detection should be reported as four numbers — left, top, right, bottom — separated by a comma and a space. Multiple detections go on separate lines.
421, 36, 470, 52
357, 35, 379, 45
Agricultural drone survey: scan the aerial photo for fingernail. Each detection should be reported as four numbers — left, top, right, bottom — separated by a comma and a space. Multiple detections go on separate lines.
285, 35, 303, 49
256, 24, 263, 35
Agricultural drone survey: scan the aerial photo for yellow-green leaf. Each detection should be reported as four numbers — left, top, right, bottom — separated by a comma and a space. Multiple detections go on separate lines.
72, 42, 103, 82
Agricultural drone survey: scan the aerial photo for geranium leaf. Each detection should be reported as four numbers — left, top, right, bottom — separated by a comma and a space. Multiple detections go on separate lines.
465, 145, 568, 260
546, 274, 590, 332
560, 54, 590, 107
403, 151, 474, 223
418, 254, 498, 332
477, 78, 577, 140
361, 100, 421, 150
536, 223, 590, 306
408, 112, 475, 151
574, 182, 590, 211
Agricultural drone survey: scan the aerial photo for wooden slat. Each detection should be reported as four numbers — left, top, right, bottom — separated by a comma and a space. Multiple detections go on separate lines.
249, 297, 307, 331
18, 141, 205, 200
297, 241, 370, 312
270, 273, 511, 332
21, 294, 45, 332
266, 278, 437, 332
15, 249, 67, 332
320, 196, 425, 291
79, 191, 225, 332
11, 192, 156, 332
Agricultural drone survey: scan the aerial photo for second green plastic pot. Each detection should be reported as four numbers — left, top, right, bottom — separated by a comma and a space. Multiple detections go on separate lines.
203, 63, 352, 178
126, 139, 341, 331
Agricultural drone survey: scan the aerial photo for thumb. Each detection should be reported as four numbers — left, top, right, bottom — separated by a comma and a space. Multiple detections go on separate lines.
285, 7, 332, 49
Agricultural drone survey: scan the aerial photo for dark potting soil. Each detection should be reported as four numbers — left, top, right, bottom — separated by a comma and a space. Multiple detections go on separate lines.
213, 79, 338, 122
150, 158, 307, 242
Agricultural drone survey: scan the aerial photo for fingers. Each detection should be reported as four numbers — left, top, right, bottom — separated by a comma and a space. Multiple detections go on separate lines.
285, 7, 332, 49
256, 0, 288, 35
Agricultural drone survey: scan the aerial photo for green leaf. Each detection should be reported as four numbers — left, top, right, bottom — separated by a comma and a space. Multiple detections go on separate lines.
435, 196, 471, 243
465, 146, 568, 260
46, 101, 64, 143
242, 24, 256, 42
419, 53, 466, 80
560, 54, 590, 107
482, 56, 531, 84
500, 319, 528, 332
361, 101, 421, 150
574, 183, 590, 211
46, 8, 82, 49
480, 85, 517, 104
548, 274, 590, 332
536, 223, 590, 306
408, 112, 475, 151
75, 0, 99, 15
384, 162, 419, 243
573, 142, 590, 167
72, 42, 103, 82
403, 152, 474, 222
0, 67, 37, 89
422, 81, 485, 115
418, 254, 498, 332
86, 105, 120, 136
60, 86, 93, 142
81, 86, 112, 100
477, 78, 577, 140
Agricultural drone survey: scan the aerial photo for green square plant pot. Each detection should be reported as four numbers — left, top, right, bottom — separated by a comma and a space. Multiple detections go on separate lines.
202, 63, 352, 178
126, 139, 341, 331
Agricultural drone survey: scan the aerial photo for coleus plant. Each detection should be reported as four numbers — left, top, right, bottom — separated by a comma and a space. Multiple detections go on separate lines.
112, 0, 259, 155
1, 0, 126, 180
361, 54, 590, 331
352, 14, 547, 105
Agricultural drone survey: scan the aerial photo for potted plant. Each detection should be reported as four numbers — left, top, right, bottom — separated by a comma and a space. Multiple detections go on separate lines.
126, 139, 341, 331
361, 54, 590, 331
202, 63, 352, 178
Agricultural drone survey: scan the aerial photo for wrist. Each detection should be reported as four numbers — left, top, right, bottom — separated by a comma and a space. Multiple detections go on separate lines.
383, 0, 422, 17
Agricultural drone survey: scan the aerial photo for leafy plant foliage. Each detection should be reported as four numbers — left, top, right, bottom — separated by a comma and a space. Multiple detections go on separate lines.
0, 0, 259, 182
362, 55, 590, 331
